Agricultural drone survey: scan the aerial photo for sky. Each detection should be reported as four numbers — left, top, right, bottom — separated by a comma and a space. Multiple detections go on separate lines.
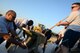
0, 0, 80, 33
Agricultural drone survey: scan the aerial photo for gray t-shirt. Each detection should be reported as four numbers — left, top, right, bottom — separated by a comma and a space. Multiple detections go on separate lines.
66, 11, 80, 32
0, 16, 14, 33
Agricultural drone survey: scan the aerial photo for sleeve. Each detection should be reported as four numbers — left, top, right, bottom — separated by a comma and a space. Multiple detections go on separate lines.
0, 23, 8, 33
66, 11, 79, 23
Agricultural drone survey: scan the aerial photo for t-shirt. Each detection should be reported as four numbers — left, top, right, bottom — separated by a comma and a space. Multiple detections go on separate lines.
66, 11, 80, 32
0, 16, 14, 33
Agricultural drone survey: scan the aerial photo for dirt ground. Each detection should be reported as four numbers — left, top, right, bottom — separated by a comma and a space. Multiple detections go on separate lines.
0, 36, 80, 53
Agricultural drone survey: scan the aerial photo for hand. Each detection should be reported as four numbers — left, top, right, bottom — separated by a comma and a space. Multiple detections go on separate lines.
56, 21, 62, 26
56, 23, 60, 26
3, 35, 10, 40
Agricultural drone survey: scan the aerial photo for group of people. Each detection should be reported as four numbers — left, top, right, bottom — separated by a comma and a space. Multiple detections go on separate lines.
0, 2, 80, 53
0, 9, 52, 53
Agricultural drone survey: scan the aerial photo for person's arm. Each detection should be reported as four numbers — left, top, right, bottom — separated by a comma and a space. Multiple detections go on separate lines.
24, 36, 31, 45
56, 21, 69, 26
9, 22, 19, 38
22, 27, 32, 36
21, 27, 32, 45
0, 23, 11, 40
56, 11, 78, 26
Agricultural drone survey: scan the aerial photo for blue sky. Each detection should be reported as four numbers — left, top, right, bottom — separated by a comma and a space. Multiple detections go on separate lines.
0, 0, 80, 33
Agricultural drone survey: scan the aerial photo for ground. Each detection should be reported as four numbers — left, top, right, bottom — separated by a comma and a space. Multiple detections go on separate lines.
0, 36, 80, 53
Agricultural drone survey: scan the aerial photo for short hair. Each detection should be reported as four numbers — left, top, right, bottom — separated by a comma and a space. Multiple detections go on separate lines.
42, 29, 52, 40
72, 2, 80, 6
0, 14, 3, 16
33, 26, 42, 32
27, 20, 33, 26
6, 10, 16, 17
